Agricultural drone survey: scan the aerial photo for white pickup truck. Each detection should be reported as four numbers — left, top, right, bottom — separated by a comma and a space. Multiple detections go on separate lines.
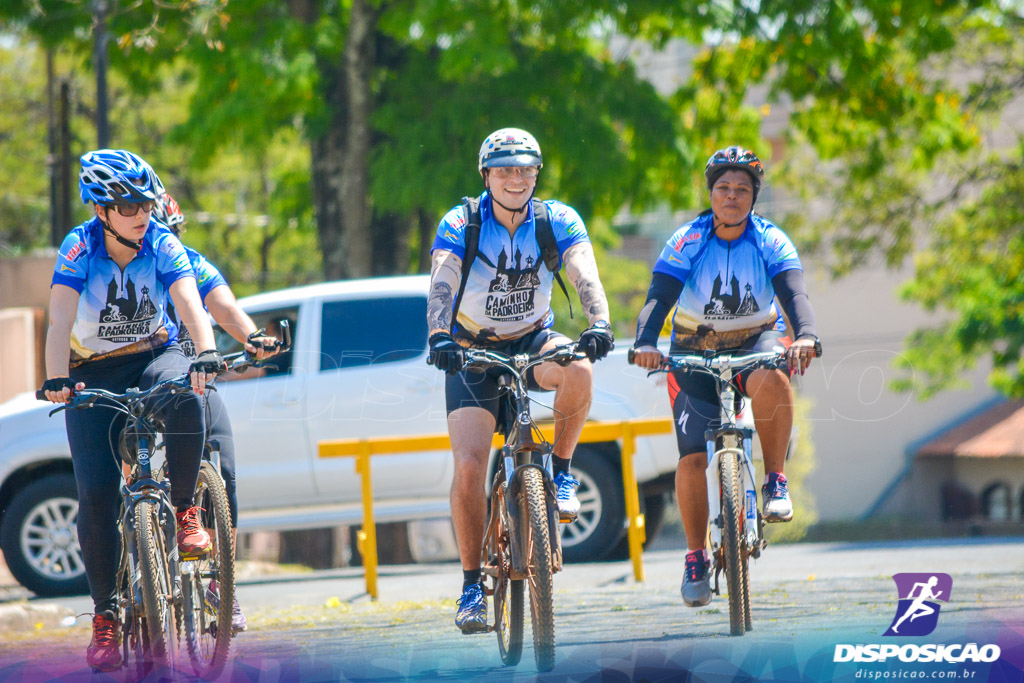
0, 274, 687, 596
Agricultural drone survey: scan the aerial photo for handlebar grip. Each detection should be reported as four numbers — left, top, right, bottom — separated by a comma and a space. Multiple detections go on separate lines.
627, 348, 636, 365
35, 390, 46, 400
279, 319, 292, 350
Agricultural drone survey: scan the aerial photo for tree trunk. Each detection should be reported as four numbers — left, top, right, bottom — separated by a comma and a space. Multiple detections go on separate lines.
370, 210, 412, 275
308, 0, 377, 281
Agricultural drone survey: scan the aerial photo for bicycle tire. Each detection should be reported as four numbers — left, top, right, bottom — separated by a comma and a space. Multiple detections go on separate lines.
136, 498, 178, 668
521, 468, 555, 671
488, 484, 524, 666
182, 462, 234, 678
742, 552, 752, 631
116, 524, 148, 681
719, 452, 747, 637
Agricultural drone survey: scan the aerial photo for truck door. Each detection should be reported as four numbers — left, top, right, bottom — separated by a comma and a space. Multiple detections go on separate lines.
213, 305, 316, 508
306, 294, 451, 501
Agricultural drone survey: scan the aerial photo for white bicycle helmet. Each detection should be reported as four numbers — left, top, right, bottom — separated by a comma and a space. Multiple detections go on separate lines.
478, 128, 543, 170
153, 193, 186, 233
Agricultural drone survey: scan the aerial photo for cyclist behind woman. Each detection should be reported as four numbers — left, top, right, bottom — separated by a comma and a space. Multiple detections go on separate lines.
152, 191, 281, 634
631, 147, 820, 608
40, 150, 225, 671
426, 128, 614, 633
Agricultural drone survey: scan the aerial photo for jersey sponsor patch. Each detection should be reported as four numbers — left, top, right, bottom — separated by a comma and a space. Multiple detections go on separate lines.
59, 263, 78, 274
65, 241, 86, 261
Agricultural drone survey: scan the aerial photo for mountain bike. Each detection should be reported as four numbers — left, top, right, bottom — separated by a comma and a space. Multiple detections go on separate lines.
630, 346, 806, 636
40, 373, 195, 675
462, 342, 587, 672
180, 321, 291, 679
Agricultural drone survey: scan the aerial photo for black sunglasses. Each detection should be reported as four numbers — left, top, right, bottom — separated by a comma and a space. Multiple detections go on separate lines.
107, 201, 155, 217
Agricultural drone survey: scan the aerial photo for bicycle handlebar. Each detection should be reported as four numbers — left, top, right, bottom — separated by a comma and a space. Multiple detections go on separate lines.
37, 319, 293, 405
462, 342, 587, 373
627, 347, 788, 376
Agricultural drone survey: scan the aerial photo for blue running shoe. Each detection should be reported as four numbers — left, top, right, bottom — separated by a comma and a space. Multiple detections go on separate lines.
554, 471, 581, 522
455, 583, 488, 634
762, 472, 793, 522
681, 549, 712, 607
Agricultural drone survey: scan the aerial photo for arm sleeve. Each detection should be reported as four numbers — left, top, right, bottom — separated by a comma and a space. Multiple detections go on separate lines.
155, 234, 196, 289
430, 206, 468, 259
191, 251, 229, 302
547, 202, 590, 259
634, 271, 685, 348
51, 230, 89, 292
772, 268, 818, 340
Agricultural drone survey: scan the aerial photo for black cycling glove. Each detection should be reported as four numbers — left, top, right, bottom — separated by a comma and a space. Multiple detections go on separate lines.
428, 332, 465, 375
246, 328, 279, 351
578, 321, 615, 362
189, 349, 226, 375
39, 377, 77, 398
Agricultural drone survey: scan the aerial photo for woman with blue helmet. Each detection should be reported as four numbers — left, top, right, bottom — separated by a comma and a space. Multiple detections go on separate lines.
152, 190, 283, 634
40, 149, 225, 672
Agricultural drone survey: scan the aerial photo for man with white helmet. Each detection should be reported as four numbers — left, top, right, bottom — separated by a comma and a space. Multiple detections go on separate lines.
427, 128, 614, 633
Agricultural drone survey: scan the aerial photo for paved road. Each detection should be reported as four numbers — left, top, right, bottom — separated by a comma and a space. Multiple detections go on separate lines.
1, 536, 1023, 682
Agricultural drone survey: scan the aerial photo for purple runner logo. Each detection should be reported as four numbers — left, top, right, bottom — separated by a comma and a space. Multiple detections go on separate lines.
883, 573, 952, 637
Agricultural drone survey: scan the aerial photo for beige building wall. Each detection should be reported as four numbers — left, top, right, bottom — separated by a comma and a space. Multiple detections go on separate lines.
0, 253, 57, 402
798, 265, 1000, 521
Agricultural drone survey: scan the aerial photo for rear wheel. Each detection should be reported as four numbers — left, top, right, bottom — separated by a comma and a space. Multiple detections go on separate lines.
521, 468, 555, 671
136, 499, 177, 668
487, 484, 523, 666
182, 463, 234, 678
719, 452, 747, 637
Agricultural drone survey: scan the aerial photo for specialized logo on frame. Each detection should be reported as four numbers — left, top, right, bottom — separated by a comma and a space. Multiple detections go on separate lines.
883, 573, 952, 637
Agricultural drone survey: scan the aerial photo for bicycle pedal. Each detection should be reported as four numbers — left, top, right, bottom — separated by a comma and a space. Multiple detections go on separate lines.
558, 512, 578, 523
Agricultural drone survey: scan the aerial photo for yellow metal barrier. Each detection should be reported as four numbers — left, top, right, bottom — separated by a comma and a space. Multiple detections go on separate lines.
318, 417, 673, 599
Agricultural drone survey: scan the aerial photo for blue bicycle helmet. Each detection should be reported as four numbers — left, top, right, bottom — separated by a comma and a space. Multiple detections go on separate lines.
79, 149, 163, 205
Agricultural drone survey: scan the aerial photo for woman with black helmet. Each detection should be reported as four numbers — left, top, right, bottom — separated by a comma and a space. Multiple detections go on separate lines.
631, 146, 821, 609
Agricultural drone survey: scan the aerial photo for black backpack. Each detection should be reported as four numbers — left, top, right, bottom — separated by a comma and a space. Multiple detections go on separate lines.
450, 196, 573, 325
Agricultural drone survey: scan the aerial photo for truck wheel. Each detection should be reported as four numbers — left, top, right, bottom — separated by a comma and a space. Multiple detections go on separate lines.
0, 473, 89, 596
560, 448, 626, 563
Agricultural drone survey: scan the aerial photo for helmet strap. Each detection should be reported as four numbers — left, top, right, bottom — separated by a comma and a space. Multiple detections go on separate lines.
713, 212, 750, 232
100, 210, 143, 252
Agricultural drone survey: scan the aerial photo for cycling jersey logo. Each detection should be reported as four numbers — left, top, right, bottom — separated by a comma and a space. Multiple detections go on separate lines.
883, 573, 952, 636
485, 247, 541, 322
98, 277, 157, 343
703, 272, 760, 318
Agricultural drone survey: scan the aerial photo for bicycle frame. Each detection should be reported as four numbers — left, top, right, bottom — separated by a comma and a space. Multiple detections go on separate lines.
467, 343, 584, 577
658, 350, 785, 563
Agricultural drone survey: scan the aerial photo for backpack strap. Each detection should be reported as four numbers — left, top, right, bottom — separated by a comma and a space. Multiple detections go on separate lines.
450, 196, 481, 329
532, 198, 573, 319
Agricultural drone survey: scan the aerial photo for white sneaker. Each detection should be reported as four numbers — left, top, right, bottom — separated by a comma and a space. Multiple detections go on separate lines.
554, 471, 581, 522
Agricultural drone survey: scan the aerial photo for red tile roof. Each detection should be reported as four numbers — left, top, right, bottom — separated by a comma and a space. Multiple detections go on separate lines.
917, 401, 1024, 458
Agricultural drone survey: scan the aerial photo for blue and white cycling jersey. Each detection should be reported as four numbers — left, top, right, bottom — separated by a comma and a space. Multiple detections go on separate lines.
166, 246, 229, 359
654, 212, 802, 340
51, 217, 195, 367
432, 193, 590, 343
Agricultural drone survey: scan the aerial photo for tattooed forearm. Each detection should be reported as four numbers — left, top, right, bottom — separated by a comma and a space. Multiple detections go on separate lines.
563, 242, 611, 324
428, 250, 463, 335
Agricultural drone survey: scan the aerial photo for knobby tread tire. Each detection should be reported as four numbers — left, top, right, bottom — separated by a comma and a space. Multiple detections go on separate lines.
490, 483, 524, 666
521, 468, 555, 671
719, 453, 747, 637
183, 463, 234, 678
136, 499, 176, 667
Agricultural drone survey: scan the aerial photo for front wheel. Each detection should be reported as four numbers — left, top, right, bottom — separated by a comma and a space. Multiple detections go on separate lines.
486, 482, 523, 666
719, 452, 747, 637
136, 499, 178, 668
520, 468, 555, 671
182, 462, 235, 678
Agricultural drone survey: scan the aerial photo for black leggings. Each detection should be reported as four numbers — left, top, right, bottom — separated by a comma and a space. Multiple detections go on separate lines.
67, 344, 205, 614
204, 387, 238, 527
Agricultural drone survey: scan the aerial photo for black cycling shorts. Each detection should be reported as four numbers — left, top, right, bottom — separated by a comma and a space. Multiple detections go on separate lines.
668, 330, 791, 457
445, 327, 568, 421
